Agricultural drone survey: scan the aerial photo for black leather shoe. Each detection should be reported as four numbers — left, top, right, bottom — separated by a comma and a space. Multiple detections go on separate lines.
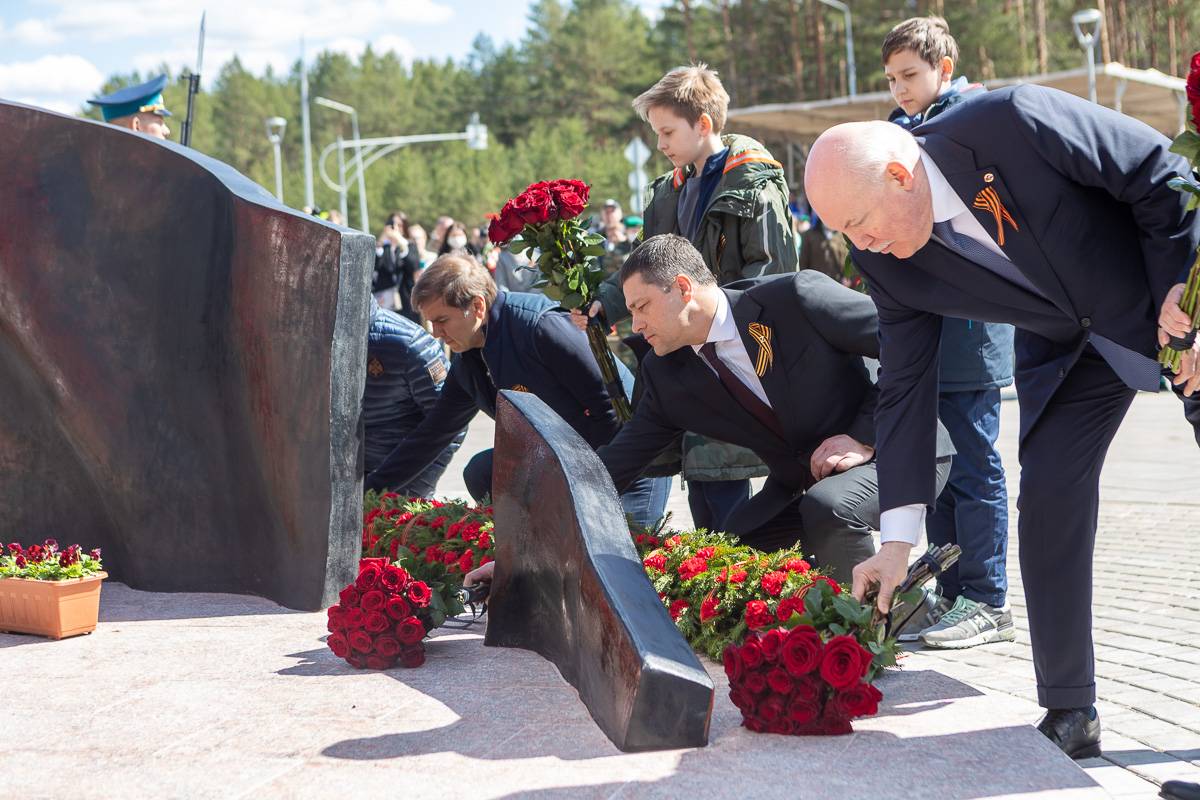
1161, 780, 1200, 800
1036, 707, 1101, 759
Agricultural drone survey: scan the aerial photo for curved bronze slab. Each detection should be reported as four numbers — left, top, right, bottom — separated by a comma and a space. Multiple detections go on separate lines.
487, 390, 713, 752
0, 101, 373, 610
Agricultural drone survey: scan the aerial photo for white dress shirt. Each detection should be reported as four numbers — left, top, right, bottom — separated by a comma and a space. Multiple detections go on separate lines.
691, 289, 772, 407
878, 149, 1012, 547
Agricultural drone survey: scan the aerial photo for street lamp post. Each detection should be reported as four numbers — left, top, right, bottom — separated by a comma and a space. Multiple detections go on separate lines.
314, 96, 369, 232
816, 0, 856, 98
265, 116, 287, 202
1072, 8, 1104, 104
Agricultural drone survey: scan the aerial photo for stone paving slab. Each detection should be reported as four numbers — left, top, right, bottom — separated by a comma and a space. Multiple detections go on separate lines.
1, 583, 1100, 800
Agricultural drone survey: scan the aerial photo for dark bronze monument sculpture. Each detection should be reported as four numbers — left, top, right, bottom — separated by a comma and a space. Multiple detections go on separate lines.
487, 390, 714, 751
0, 101, 373, 610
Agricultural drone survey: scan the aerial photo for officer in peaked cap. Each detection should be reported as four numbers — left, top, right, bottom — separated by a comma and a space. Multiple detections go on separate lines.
88, 75, 172, 140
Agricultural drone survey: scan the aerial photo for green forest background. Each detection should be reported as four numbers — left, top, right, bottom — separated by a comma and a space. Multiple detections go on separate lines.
84, 0, 1199, 232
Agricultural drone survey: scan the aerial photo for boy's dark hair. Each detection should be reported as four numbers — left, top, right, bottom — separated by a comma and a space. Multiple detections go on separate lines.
882, 15, 959, 68
632, 64, 730, 135
620, 234, 717, 290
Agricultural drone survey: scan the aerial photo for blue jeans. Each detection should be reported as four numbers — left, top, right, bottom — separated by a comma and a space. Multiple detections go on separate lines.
464, 448, 671, 529
687, 478, 751, 532
925, 388, 1009, 608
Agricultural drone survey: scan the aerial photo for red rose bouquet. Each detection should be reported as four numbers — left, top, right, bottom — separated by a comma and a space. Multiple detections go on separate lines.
722, 578, 895, 735
489, 179, 632, 421
326, 558, 436, 670
1158, 51, 1200, 371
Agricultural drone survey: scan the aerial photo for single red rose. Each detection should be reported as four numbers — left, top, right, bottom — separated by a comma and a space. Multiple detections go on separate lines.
744, 671, 768, 695
739, 638, 765, 670
400, 645, 426, 668
816, 707, 854, 735
775, 596, 806, 623
642, 553, 667, 572
700, 595, 720, 622
722, 643, 744, 683
781, 624, 823, 677
406, 581, 432, 607
364, 611, 390, 634
787, 697, 820, 725
385, 595, 412, 620
359, 557, 388, 571
792, 675, 824, 705
668, 599, 689, 621
511, 187, 555, 225
355, 564, 383, 591
327, 632, 350, 659
396, 615, 426, 645
766, 667, 793, 694
760, 570, 787, 597
365, 654, 395, 670
744, 600, 773, 630
360, 590, 386, 613
346, 654, 366, 669
349, 629, 373, 654
677, 556, 708, 581
488, 211, 523, 246
343, 607, 367, 629
784, 558, 811, 574
833, 682, 883, 718
381, 565, 408, 591
820, 635, 873, 690
374, 635, 402, 659
547, 179, 590, 217
758, 693, 787, 723
759, 627, 786, 662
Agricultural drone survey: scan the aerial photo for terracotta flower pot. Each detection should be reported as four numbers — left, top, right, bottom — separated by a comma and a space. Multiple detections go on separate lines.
0, 572, 107, 639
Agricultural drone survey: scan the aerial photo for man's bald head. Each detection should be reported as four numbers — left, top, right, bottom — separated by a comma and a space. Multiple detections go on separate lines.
804, 121, 934, 259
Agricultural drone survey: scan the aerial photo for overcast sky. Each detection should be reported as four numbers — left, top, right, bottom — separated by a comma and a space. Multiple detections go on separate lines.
0, 0, 667, 113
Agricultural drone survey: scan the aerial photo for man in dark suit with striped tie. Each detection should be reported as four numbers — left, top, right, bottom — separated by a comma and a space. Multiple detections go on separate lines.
804, 85, 1200, 759
596, 234, 953, 582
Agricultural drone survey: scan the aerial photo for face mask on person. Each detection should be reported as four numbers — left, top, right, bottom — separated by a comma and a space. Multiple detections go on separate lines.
448, 235, 468, 249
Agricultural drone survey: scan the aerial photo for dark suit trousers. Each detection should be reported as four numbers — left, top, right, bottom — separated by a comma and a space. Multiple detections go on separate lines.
1018, 347, 1137, 708
730, 459, 952, 583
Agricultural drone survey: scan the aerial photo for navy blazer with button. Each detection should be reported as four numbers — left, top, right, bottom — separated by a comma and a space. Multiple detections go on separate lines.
850, 85, 1200, 513
365, 291, 634, 493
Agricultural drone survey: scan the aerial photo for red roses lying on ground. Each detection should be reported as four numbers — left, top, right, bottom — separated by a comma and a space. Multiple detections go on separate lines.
723, 579, 891, 736
326, 558, 435, 670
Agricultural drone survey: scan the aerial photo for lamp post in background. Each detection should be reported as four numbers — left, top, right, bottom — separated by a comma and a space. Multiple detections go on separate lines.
265, 116, 287, 202
1072, 8, 1104, 103
816, 0, 856, 98
314, 96, 369, 232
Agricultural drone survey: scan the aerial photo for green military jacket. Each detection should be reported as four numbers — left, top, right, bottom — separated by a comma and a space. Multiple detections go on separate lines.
601, 134, 800, 482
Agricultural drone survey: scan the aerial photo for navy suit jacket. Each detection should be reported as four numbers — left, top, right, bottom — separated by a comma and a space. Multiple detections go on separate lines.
851, 85, 1200, 513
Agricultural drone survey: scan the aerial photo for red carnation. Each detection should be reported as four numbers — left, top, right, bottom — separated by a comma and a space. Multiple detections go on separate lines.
374, 635, 402, 659
458, 552, 475, 573
396, 616, 426, 645
360, 590, 386, 612
722, 643, 744, 683
400, 645, 426, 668
668, 599, 689, 621
355, 563, 383, 591
759, 628, 786, 663
833, 682, 883, 718
364, 611, 390, 634
739, 637, 765, 670
820, 635, 873, 690
775, 596, 806, 623
700, 595, 720, 622
349, 629, 373, 654
760, 570, 787, 597
642, 553, 667, 572
744, 600, 773, 630
784, 558, 811, 574
385, 595, 412, 620
406, 581, 432, 607
781, 624, 823, 677
678, 556, 708, 581
327, 632, 350, 658
766, 667, 793, 694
